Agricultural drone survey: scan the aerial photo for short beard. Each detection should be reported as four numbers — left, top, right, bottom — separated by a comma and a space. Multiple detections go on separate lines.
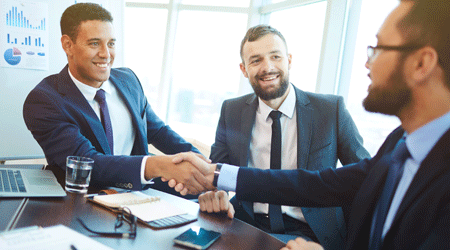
363, 60, 412, 116
251, 74, 289, 101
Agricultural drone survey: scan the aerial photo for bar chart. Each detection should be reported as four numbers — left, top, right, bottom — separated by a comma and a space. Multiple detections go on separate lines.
5, 5, 46, 30
1, 0, 48, 70
6, 33, 44, 47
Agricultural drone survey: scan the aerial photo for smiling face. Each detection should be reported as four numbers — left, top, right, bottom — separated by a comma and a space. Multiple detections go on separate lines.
62, 20, 115, 88
363, 1, 414, 116
240, 34, 292, 101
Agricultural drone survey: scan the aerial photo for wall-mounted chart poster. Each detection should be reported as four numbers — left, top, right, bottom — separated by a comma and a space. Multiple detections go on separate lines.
1, 0, 48, 70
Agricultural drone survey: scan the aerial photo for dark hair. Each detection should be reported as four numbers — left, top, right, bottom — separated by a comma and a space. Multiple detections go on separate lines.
240, 25, 288, 62
60, 3, 113, 42
398, 0, 450, 86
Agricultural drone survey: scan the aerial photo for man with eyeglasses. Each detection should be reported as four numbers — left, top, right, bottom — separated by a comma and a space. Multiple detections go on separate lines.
171, 0, 450, 249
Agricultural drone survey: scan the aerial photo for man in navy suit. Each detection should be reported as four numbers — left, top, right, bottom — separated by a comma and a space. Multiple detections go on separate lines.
23, 3, 212, 193
173, 0, 450, 249
206, 25, 370, 248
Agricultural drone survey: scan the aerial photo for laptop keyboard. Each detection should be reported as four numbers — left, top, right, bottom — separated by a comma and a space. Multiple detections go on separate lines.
0, 169, 27, 193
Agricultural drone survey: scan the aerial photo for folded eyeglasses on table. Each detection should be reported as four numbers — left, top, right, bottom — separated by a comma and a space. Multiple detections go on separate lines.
77, 207, 137, 238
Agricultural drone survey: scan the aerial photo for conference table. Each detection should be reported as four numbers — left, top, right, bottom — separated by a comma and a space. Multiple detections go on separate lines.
2, 188, 285, 249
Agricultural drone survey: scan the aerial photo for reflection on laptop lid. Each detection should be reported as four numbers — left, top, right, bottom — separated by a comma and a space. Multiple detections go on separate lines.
0, 166, 66, 197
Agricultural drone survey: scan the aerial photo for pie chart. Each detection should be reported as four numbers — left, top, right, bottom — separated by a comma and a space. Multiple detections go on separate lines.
4, 47, 22, 66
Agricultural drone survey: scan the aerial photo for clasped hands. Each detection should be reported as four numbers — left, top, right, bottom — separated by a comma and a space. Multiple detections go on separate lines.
147, 152, 216, 195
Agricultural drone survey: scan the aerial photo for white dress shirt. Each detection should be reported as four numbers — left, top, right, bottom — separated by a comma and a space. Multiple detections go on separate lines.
68, 69, 151, 184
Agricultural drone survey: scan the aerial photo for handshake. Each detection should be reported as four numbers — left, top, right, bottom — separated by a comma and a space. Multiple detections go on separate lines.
145, 152, 217, 195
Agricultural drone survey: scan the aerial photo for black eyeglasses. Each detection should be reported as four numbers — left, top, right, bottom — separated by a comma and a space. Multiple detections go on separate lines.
77, 207, 137, 238
367, 45, 423, 63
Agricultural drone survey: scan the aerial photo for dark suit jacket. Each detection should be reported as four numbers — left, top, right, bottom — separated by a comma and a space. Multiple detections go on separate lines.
235, 126, 450, 250
210, 85, 370, 250
23, 65, 199, 191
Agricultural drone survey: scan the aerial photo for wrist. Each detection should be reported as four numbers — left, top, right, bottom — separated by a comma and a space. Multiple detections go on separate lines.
144, 156, 162, 180
213, 163, 222, 187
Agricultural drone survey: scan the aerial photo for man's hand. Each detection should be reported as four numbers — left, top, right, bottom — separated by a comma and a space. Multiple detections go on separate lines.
280, 238, 324, 250
165, 152, 216, 195
145, 152, 214, 195
198, 191, 234, 219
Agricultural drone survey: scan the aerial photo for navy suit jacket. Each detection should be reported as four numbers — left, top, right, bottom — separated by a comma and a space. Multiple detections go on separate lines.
23, 65, 199, 190
210, 85, 370, 250
235, 126, 450, 250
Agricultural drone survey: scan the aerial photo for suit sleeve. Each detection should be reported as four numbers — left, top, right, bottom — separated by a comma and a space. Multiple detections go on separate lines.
335, 96, 371, 164
23, 86, 144, 190
235, 158, 371, 208
210, 101, 230, 163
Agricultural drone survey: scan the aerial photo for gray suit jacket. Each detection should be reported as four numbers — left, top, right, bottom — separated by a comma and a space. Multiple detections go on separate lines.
210, 85, 370, 250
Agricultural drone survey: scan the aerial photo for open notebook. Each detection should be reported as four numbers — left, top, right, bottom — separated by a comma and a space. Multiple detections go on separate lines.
88, 191, 197, 228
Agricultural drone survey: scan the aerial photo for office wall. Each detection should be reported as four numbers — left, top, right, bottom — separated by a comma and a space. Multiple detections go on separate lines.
0, 0, 124, 160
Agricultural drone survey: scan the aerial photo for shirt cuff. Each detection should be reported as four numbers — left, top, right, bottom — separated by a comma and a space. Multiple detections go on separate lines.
217, 164, 239, 192
140, 156, 154, 184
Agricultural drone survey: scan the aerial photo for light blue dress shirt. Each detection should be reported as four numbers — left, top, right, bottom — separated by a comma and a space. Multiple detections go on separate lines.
382, 111, 450, 238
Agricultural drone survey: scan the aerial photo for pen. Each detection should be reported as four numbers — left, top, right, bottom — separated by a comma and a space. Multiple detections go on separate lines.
70, 244, 78, 250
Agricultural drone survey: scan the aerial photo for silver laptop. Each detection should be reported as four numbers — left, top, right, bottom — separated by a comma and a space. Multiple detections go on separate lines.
0, 166, 66, 197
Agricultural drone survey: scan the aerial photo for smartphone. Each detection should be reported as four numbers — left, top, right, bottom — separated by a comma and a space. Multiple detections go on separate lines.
173, 227, 221, 249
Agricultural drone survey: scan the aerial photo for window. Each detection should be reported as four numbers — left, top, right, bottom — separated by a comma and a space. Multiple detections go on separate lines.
181, 0, 250, 7
167, 10, 247, 144
124, 7, 168, 109
345, 0, 399, 155
269, 1, 327, 92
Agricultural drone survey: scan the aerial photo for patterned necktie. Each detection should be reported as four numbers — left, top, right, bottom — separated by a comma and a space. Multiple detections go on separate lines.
369, 137, 410, 249
94, 89, 114, 155
268, 110, 285, 233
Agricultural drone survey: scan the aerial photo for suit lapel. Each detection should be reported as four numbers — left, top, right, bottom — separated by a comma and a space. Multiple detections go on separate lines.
109, 71, 147, 154
293, 86, 313, 170
56, 65, 111, 154
239, 94, 258, 167
346, 128, 404, 249
389, 128, 450, 232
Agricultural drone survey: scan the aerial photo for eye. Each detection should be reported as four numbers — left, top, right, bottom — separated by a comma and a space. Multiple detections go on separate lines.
89, 42, 99, 46
108, 41, 115, 47
250, 59, 260, 64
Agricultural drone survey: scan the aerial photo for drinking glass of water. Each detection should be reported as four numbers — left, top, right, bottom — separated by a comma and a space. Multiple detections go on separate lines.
65, 156, 94, 193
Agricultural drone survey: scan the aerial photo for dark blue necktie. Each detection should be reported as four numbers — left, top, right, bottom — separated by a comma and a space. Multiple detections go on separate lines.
369, 137, 410, 249
268, 110, 285, 233
94, 89, 114, 155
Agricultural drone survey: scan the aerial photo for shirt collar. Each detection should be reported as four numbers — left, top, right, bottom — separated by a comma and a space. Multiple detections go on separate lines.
258, 83, 296, 121
406, 111, 450, 164
68, 68, 112, 101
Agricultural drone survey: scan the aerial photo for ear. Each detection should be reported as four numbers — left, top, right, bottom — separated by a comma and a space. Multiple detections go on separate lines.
287, 53, 292, 70
410, 46, 439, 82
240, 62, 249, 78
61, 35, 74, 56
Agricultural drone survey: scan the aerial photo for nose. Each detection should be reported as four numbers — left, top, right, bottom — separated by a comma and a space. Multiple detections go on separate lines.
261, 58, 275, 73
98, 44, 110, 59
365, 58, 370, 69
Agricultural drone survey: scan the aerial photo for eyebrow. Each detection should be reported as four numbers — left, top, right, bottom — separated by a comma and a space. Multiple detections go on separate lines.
247, 50, 282, 60
87, 38, 116, 42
